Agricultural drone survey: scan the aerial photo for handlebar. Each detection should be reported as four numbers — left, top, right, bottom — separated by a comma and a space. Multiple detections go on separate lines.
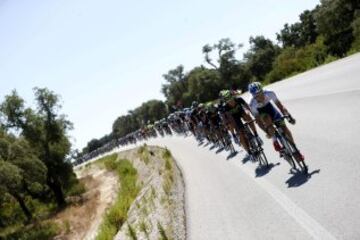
275, 115, 296, 124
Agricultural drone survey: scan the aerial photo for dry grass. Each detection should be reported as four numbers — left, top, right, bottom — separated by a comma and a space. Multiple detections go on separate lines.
52, 165, 118, 240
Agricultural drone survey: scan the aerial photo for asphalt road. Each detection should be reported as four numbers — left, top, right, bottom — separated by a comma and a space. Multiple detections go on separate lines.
143, 53, 360, 240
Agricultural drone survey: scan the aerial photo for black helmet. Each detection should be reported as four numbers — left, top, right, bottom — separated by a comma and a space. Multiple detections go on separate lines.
191, 101, 199, 108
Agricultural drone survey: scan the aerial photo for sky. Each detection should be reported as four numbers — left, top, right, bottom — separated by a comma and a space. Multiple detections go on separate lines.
0, 0, 319, 150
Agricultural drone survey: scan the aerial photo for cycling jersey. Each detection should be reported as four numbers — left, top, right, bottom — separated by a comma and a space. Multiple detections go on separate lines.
223, 97, 247, 128
190, 109, 200, 124
249, 90, 282, 120
208, 111, 221, 127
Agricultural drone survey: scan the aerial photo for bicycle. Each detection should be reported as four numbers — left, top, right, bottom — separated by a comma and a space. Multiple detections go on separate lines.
244, 120, 269, 167
273, 115, 308, 173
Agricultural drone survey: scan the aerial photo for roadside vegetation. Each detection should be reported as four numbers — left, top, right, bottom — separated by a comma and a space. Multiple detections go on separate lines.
0, 88, 83, 239
96, 154, 140, 240
79, 0, 360, 158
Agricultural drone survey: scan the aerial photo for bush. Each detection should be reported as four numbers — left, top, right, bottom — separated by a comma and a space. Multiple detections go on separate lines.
96, 154, 118, 170
349, 14, 360, 54
265, 36, 328, 83
162, 148, 172, 160
66, 182, 86, 197
1, 222, 59, 240
323, 55, 339, 64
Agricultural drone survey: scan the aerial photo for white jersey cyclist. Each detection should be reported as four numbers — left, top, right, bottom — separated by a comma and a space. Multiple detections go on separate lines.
249, 90, 282, 121
248, 82, 305, 163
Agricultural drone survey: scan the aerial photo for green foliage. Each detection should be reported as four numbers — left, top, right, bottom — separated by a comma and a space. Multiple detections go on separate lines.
0, 88, 75, 209
0, 195, 26, 228
323, 55, 339, 64
66, 182, 86, 197
349, 12, 360, 53
96, 159, 140, 240
162, 148, 172, 161
138, 144, 150, 165
0, 222, 59, 240
98, 154, 118, 171
187, 67, 222, 103
265, 37, 328, 83
161, 65, 188, 107
277, 9, 318, 48
315, 0, 359, 56
244, 36, 280, 81
110, 99, 168, 141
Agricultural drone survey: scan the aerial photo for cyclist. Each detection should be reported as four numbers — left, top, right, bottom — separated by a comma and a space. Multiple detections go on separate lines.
248, 82, 304, 162
220, 90, 261, 159
189, 101, 201, 136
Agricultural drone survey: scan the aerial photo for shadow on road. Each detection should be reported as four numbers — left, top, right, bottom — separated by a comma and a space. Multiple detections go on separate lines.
209, 144, 216, 150
215, 147, 225, 154
285, 169, 320, 188
226, 151, 238, 160
255, 162, 280, 177
242, 154, 254, 164
203, 141, 211, 148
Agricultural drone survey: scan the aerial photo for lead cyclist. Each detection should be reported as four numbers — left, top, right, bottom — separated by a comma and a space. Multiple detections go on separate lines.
248, 82, 305, 163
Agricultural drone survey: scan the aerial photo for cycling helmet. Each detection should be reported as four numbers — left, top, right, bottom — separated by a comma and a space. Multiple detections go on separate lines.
198, 103, 204, 108
248, 82, 263, 96
219, 90, 231, 100
206, 103, 216, 113
191, 101, 199, 108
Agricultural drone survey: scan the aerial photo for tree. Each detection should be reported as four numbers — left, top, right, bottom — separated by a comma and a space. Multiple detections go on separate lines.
350, 10, 360, 51
0, 88, 74, 208
0, 160, 29, 220
277, 9, 318, 48
266, 36, 327, 83
111, 99, 169, 141
186, 67, 222, 103
202, 38, 243, 88
244, 36, 280, 81
0, 134, 47, 222
161, 65, 189, 107
315, 0, 360, 56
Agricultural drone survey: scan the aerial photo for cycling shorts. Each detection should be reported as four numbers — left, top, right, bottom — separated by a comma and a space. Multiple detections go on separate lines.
258, 102, 284, 125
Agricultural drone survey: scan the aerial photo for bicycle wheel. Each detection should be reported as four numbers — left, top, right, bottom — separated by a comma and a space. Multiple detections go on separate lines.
293, 153, 308, 173
283, 152, 296, 169
259, 150, 269, 167
285, 139, 308, 173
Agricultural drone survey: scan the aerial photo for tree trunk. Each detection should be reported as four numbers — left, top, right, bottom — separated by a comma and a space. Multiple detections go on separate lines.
13, 192, 32, 222
47, 174, 66, 208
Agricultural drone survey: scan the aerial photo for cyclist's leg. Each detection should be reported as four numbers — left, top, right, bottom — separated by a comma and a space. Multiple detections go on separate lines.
242, 112, 258, 136
260, 114, 275, 137
234, 120, 251, 154
278, 122, 304, 160
238, 129, 250, 153
279, 123, 295, 145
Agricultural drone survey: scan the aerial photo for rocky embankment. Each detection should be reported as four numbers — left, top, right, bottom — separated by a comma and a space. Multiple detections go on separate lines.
114, 145, 186, 240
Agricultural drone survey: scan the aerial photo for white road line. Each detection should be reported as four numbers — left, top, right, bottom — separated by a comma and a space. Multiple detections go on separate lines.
240, 164, 337, 240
